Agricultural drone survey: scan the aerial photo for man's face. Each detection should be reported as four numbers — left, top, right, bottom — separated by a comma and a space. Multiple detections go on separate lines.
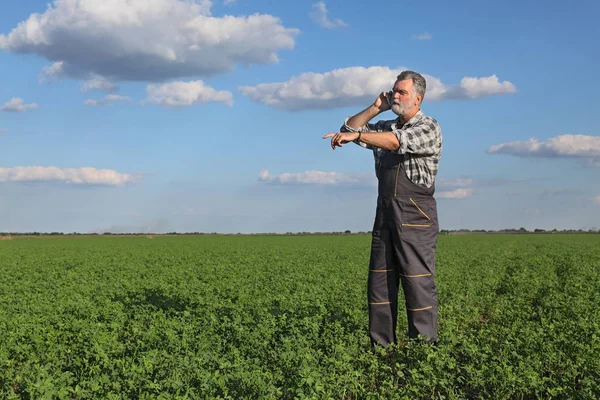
390, 79, 420, 118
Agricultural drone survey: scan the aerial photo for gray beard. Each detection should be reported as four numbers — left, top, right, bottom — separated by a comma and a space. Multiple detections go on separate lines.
391, 102, 410, 118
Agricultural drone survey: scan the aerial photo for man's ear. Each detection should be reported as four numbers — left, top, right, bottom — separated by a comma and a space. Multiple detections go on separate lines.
416, 94, 422, 106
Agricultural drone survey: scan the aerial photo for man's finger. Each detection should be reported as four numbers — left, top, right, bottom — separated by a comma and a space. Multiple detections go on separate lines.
323, 133, 335, 139
332, 134, 340, 150
333, 136, 343, 149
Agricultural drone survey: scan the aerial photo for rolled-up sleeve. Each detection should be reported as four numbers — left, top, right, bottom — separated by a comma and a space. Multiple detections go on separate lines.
341, 117, 387, 133
392, 119, 441, 156
340, 117, 361, 133
341, 117, 388, 150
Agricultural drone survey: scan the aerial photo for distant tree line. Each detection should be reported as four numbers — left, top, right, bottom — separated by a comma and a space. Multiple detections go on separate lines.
439, 227, 599, 235
1, 228, 599, 237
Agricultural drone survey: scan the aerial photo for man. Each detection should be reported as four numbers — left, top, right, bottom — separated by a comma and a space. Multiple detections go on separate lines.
323, 70, 442, 348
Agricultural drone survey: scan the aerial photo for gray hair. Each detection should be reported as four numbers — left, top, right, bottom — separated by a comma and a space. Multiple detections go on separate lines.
396, 70, 426, 103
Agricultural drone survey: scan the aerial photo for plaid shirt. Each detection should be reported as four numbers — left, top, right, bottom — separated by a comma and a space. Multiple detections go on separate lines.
341, 110, 442, 188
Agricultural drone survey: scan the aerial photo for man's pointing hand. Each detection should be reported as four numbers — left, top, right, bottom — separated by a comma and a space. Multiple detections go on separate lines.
323, 132, 359, 150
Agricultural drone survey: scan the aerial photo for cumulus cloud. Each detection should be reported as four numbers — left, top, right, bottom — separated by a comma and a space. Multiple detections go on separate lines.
239, 66, 516, 111
105, 94, 131, 102
436, 177, 474, 199
82, 77, 119, 93
411, 33, 432, 40
143, 80, 233, 108
0, 166, 141, 186
488, 135, 600, 159
39, 61, 65, 82
436, 176, 542, 198
259, 169, 373, 185
257, 170, 475, 199
437, 188, 473, 199
84, 100, 103, 107
475, 177, 540, 186
257, 169, 528, 200
436, 175, 548, 198
2, 98, 38, 112
84, 94, 131, 107
0, 0, 299, 82
444, 75, 517, 100
437, 178, 473, 188
224, 0, 236, 4
310, 2, 348, 28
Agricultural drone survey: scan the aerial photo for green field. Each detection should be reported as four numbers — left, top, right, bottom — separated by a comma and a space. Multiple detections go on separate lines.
1, 234, 599, 399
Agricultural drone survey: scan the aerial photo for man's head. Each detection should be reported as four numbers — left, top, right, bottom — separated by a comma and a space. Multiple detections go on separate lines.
390, 70, 426, 119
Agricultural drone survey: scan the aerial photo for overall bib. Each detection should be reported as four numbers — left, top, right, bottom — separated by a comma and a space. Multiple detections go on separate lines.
368, 151, 439, 346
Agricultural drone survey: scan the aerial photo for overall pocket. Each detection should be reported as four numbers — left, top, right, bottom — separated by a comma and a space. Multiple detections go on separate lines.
396, 197, 438, 244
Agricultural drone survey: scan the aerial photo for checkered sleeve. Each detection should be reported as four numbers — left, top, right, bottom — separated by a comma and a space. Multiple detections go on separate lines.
392, 118, 441, 156
341, 117, 388, 150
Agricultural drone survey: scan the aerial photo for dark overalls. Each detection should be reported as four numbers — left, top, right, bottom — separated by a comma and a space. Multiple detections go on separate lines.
368, 151, 439, 347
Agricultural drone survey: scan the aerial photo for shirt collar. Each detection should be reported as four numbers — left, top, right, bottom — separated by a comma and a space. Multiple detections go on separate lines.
397, 109, 423, 127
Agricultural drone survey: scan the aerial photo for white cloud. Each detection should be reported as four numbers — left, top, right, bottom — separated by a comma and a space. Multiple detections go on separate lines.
488, 135, 600, 158
450, 75, 517, 100
0, 166, 141, 186
105, 95, 131, 102
82, 77, 118, 93
437, 178, 473, 188
84, 94, 131, 107
259, 169, 373, 185
144, 80, 233, 108
436, 176, 475, 198
475, 177, 538, 187
411, 33, 432, 40
239, 66, 516, 111
2, 98, 38, 112
39, 61, 65, 82
310, 2, 348, 28
594, 195, 600, 205
84, 99, 104, 107
436, 176, 539, 197
0, 0, 299, 82
258, 170, 525, 198
437, 188, 473, 199
224, 0, 236, 4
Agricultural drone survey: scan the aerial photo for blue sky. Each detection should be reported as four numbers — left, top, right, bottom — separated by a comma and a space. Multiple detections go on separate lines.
1, 0, 599, 233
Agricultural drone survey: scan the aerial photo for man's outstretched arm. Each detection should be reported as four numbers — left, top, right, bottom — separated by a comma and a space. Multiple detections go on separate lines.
323, 130, 400, 151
